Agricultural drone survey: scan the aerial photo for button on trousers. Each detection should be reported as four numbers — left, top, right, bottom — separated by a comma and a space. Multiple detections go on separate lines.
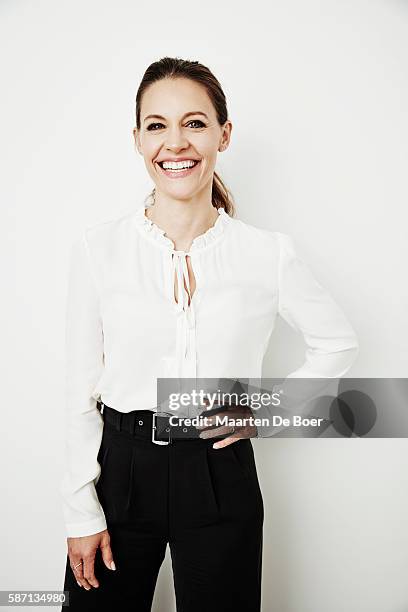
62, 409, 264, 611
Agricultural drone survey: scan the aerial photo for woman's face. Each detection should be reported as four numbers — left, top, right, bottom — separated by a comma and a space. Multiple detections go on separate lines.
133, 78, 232, 201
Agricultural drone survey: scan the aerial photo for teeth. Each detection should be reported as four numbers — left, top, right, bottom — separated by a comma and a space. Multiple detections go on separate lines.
161, 160, 198, 170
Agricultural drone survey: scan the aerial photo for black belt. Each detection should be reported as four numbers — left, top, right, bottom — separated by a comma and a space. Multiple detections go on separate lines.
98, 402, 202, 445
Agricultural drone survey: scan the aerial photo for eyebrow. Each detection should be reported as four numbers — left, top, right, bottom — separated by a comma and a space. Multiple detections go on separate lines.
143, 111, 209, 123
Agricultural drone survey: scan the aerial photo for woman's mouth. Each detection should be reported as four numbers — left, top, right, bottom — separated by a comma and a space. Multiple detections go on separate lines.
156, 159, 201, 179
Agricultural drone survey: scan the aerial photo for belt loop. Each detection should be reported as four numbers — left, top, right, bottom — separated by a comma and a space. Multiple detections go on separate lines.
130, 413, 136, 435
117, 413, 123, 432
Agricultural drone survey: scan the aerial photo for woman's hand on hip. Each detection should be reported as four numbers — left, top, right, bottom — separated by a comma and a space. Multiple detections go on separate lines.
67, 529, 116, 590
196, 402, 258, 449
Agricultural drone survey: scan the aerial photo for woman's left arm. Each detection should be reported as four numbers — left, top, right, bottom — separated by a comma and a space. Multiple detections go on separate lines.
275, 231, 359, 378
200, 231, 359, 447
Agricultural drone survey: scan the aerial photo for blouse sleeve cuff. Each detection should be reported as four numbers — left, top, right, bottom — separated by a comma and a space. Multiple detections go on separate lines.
65, 514, 107, 538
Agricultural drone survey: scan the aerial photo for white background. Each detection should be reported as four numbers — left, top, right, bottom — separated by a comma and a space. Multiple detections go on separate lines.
2, 0, 408, 610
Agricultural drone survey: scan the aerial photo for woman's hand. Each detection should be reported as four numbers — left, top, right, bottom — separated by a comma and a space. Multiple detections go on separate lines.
196, 402, 257, 449
67, 529, 116, 590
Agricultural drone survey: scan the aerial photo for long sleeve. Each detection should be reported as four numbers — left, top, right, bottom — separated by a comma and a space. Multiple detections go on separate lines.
59, 232, 107, 538
253, 232, 359, 438
276, 232, 359, 378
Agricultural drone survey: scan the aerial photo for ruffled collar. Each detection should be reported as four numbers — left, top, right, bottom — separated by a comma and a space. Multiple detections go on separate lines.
133, 203, 231, 254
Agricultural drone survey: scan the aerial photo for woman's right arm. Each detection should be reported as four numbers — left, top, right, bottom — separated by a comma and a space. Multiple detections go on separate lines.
59, 231, 115, 587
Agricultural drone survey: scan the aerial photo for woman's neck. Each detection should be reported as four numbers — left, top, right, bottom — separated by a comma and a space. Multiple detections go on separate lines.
146, 191, 219, 252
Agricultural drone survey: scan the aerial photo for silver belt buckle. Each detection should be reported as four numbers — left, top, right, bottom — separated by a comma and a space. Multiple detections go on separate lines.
152, 412, 171, 445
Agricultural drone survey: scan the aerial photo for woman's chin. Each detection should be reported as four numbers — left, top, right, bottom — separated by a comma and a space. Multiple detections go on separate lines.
155, 184, 201, 200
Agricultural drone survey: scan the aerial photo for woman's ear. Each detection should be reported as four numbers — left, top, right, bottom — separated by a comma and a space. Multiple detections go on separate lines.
133, 127, 142, 155
219, 120, 232, 152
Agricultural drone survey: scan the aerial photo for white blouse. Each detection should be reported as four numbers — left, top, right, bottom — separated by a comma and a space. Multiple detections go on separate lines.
60, 202, 359, 537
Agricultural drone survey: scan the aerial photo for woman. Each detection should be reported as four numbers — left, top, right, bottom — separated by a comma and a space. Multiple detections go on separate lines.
60, 57, 359, 611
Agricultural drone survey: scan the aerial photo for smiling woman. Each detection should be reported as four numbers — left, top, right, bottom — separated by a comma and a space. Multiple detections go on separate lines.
133, 58, 235, 216
60, 56, 358, 612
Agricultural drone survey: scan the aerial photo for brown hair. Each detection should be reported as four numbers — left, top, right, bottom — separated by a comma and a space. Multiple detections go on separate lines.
135, 56, 235, 217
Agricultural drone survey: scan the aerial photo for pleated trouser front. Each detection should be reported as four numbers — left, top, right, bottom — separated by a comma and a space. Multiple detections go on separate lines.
62, 409, 264, 612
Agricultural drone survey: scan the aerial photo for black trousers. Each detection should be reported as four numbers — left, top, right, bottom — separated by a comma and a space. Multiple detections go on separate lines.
62, 406, 264, 611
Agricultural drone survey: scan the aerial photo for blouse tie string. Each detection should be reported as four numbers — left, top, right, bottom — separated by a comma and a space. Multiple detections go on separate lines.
170, 252, 197, 378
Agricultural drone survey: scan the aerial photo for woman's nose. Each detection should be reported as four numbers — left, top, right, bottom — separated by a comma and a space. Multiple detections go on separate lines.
164, 127, 189, 150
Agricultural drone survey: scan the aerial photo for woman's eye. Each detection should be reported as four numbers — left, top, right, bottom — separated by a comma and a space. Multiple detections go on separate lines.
147, 123, 164, 131
187, 119, 205, 128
